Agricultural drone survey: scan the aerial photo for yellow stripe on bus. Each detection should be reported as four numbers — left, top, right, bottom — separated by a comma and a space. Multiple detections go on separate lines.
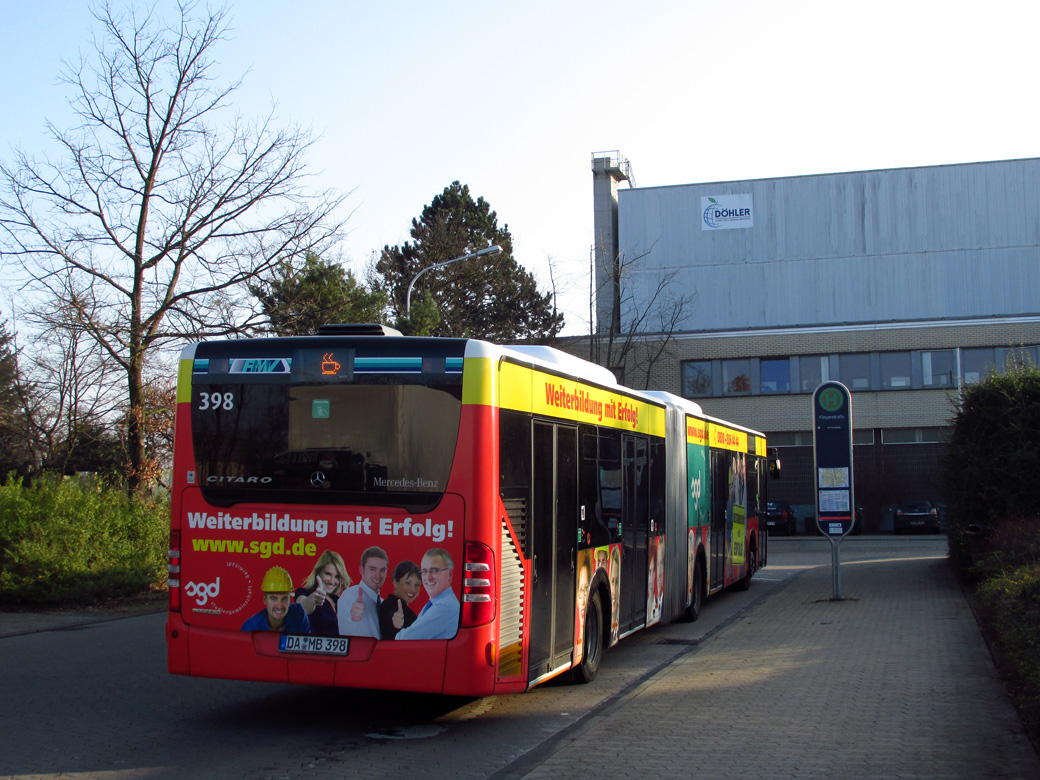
462, 357, 495, 406
496, 360, 666, 436
707, 422, 748, 453
686, 417, 709, 445
177, 359, 194, 404
754, 435, 768, 456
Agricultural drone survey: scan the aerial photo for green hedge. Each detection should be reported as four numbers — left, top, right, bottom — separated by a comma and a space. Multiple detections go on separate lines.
0, 478, 168, 605
945, 363, 1040, 573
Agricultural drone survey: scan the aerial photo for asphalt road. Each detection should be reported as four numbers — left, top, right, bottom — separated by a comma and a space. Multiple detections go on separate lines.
0, 536, 947, 780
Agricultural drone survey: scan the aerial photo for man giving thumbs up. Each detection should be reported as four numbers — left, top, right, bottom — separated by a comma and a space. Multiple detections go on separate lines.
337, 547, 388, 638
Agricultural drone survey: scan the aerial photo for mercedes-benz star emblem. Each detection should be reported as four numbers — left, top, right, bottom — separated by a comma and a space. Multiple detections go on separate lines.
310, 471, 326, 488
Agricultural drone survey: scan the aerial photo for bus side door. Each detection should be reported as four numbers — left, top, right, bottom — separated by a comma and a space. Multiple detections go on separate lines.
619, 435, 650, 634
529, 421, 578, 680
710, 450, 729, 591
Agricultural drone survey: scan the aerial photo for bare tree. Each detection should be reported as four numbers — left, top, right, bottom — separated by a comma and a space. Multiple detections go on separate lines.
590, 243, 695, 389
0, 314, 36, 478
19, 296, 125, 476
0, 2, 347, 492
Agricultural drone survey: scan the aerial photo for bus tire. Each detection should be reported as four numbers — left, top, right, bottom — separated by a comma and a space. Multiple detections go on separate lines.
573, 589, 604, 684
738, 545, 756, 592
681, 557, 704, 622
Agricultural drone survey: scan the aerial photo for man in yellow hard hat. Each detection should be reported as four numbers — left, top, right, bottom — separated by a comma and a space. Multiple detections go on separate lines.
241, 566, 311, 633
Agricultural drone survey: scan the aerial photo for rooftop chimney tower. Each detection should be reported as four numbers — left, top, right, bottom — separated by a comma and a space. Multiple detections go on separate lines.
591, 151, 633, 335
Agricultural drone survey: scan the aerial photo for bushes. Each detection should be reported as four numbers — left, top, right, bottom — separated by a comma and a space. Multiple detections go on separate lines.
972, 516, 1040, 581
0, 477, 168, 605
945, 363, 1040, 573
946, 364, 1040, 742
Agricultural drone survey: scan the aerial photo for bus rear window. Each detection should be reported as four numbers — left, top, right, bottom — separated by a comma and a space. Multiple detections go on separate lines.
191, 380, 462, 508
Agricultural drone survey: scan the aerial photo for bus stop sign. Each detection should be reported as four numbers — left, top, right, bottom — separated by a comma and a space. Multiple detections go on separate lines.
813, 381, 855, 538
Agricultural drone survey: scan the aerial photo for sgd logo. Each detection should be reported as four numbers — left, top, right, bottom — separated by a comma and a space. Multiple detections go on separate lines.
184, 578, 221, 606
690, 474, 703, 501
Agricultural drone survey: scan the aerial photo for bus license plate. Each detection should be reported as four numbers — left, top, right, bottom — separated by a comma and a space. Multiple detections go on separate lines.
279, 634, 349, 656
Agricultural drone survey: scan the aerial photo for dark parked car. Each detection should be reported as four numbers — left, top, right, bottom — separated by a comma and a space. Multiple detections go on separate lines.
894, 499, 941, 534
764, 501, 797, 535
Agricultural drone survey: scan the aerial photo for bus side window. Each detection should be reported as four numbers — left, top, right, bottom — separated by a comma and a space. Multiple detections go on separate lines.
580, 427, 621, 548
747, 458, 760, 519
649, 440, 665, 536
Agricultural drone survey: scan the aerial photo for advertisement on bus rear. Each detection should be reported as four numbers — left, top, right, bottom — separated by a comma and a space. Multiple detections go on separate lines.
179, 491, 465, 643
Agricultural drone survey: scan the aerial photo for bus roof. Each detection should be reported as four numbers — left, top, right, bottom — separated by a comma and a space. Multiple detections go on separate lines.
644, 389, 765, 439
476, 342, 618, 387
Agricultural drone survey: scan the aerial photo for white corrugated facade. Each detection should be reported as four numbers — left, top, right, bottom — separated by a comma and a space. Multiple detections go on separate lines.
617, 159, 1040, 332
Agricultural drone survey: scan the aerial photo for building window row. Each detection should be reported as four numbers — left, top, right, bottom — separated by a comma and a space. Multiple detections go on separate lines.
767, 427, 950, 447
681, 346, 1037, 398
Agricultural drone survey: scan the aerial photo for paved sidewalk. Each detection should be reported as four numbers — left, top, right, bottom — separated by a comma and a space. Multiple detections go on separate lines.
0, 598, 165, 638
518, 553, 1040, 780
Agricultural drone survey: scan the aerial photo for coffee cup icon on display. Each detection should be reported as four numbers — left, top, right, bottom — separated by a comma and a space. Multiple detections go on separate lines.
321, 353, 341, 375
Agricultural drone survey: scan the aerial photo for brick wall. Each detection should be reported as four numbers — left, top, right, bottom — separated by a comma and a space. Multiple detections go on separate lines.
768, 442, 947, 533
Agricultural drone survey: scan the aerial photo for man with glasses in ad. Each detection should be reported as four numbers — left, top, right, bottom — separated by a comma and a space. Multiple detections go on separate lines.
395, 548, 460, 640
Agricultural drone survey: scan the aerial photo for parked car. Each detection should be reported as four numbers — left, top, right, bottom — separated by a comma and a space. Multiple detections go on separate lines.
764, 501, 797, 535
894, 499, 941, 534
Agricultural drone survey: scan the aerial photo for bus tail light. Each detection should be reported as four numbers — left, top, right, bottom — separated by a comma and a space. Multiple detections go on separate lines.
169, 530, 181, 613
461, 541, 495, 627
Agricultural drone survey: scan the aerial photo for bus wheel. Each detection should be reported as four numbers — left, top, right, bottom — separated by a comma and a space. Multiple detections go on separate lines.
738, 546, 757, 592
573, 589, 603, 684
681, 557, 704, 622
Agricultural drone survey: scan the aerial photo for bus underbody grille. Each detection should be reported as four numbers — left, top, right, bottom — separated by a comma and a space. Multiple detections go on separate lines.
497, 516, 525, 679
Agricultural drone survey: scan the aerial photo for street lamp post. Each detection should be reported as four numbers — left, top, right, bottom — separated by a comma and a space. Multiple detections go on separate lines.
405, 245, 503, 319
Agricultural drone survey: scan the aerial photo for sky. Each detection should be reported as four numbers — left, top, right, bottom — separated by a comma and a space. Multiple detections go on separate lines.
1, 0, 1038, 335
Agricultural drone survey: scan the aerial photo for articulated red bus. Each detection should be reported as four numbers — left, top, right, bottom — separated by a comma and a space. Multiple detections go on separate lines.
166, 325, 775, 694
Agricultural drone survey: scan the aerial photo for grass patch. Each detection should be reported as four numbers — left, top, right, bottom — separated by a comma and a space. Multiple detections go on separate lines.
0, 477, 168, 606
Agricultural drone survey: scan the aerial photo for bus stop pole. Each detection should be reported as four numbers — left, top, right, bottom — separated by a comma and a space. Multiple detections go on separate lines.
830, 535, 842, 601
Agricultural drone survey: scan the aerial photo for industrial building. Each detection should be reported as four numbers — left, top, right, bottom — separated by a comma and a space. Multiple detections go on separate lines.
581, 153, 1040, 531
